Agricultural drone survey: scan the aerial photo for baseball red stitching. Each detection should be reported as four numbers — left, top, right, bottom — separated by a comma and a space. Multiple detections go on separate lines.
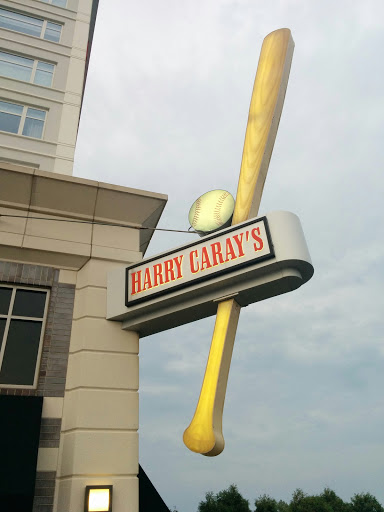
192, 197, 202, 228
214, 192, 229, 226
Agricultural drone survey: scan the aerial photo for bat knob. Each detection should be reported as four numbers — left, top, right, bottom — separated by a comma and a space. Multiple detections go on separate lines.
183, 421, 225, 456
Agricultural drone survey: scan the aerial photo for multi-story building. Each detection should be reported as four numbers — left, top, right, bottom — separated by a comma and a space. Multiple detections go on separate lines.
0, 0, 98, 174
0, 2, 170, 511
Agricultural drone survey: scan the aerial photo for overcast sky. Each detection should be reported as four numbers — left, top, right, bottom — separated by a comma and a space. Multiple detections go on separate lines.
74, 1, 384, 510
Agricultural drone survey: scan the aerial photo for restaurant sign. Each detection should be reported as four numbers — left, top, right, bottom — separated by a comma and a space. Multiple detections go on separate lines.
107, 211, 313, 337
126, 217, 273, 306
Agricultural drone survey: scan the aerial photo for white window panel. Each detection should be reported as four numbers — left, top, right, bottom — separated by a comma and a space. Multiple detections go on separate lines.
0, 286, 49, 388
0, 51, 55, 87
0, 8, 62, 42
0, 100, 46, 139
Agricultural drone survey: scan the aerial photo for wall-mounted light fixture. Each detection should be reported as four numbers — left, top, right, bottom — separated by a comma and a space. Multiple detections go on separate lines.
84, 485, 113, 512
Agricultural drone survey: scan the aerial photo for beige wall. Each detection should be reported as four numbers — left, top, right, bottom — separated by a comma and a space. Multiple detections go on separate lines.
0, 165, 167, 512
55, 261, 140, 512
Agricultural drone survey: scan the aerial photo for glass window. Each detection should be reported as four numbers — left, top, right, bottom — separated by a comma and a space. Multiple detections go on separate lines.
40, 0, 67, 7
0, 51, 33, 82
0, 100, 46, 139
0, 8, 43, 38
12, 290, 47, 318
0, 51, 55, 87
0, 318, 5, 348
0, 320, 42, 385
0, 100, 22, 134
23, 108, 46, 138
0, 287, 12, 315
0, 8, 62, 42
34, 61, 54, 87
0, 285, 49, 387
44, 21, 61, 42
0, 100, 23, 116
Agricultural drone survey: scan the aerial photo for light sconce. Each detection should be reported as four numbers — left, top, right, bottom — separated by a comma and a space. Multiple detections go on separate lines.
84, 485, 113, 512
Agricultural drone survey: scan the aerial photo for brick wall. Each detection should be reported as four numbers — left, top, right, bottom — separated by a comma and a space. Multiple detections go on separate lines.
0, 261, 75, 512
33, 472, 56, 512
0, 262, 75, 397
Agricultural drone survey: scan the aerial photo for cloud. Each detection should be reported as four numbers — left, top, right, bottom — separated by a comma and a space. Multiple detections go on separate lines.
74, 1, 384, 511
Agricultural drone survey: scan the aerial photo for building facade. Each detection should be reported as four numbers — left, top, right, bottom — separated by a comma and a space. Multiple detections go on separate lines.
0, 0, 98, 174
0, 2, 169, 511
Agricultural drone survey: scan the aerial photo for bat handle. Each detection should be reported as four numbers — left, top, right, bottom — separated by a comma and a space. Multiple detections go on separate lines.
183, 299, 241, 456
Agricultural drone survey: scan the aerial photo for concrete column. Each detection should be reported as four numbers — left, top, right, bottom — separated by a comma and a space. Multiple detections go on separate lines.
55, 259, 139, 512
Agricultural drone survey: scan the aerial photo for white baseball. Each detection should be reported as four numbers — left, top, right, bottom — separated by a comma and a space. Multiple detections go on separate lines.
188, 190, 235, 233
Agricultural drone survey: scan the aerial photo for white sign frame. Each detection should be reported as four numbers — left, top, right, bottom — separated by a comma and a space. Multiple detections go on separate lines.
107, 211, 313, 337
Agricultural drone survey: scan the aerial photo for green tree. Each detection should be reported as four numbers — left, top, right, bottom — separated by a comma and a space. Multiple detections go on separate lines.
255, 494, 290, 512
255, 494, 279, 512
289, 489, 333, 512
198, 484, 251, 512
198, 485, 383, 512
320, 488, 349, 512
276, 500, 290, 512
350, 492, 384, 512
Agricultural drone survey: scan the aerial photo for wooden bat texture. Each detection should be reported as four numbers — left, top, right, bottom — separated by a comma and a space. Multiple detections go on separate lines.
183, 28, 295, 456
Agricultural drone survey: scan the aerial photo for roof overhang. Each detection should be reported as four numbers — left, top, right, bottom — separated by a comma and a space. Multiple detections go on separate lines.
0, 163, 167, 267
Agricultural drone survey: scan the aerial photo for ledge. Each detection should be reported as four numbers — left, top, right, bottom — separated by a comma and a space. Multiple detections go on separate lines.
0, 163, 168, 267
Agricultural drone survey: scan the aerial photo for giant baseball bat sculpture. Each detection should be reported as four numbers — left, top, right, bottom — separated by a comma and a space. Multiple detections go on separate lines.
183, 28, 295, 456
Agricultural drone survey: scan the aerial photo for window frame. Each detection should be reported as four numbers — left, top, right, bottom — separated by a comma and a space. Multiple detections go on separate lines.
0, 285, 50, 389
0, 50, 55, 87
0, 7, 62, 43
0, 99, 47, 139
